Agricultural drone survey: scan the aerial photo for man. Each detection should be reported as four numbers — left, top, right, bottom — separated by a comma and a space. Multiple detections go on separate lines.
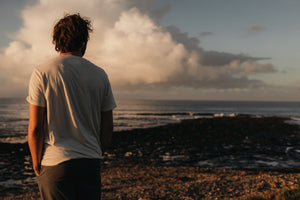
27, 14, 116, 200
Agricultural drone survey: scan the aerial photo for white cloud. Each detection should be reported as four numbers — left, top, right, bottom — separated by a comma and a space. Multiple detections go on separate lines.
0, 0, 277, 97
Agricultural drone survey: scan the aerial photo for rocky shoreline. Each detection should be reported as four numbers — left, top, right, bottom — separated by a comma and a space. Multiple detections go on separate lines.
1, 115, 300, 199
105, 115, 300, 169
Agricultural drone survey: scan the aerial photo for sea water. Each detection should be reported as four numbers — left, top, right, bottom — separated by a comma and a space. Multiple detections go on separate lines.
1, 98, 300, 143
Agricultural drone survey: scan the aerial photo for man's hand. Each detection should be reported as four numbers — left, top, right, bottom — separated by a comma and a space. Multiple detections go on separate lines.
33, 162, 41, 176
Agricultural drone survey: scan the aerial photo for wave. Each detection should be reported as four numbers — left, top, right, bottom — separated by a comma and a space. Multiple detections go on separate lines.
0, 136, 28, 144
0, 117, 28, 122
290, 116, 300, 121
135, 112, 238, 117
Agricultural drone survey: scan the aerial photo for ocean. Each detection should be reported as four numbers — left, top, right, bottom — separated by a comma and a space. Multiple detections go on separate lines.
1, 97, 300, 144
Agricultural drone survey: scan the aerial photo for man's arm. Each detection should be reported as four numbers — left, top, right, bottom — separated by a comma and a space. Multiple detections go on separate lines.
28, 104, 46, 176
100, 110, 113, 154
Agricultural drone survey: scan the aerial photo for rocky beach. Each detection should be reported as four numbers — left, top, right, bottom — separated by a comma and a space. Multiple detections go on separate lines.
1, 115, 300, 199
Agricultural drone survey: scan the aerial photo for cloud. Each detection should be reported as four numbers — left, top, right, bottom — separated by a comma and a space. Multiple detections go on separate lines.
0, 0, 276, 97
164, 25, 202, 51
201, 51, 270, 66
247, 25, 267, 35
198, 31, 214, 37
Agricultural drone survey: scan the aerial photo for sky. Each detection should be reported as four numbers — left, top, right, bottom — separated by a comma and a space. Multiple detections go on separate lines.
0, 0, 300, 101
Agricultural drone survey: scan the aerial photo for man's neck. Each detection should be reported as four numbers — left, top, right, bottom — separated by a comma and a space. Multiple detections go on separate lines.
60, 51, 82, 57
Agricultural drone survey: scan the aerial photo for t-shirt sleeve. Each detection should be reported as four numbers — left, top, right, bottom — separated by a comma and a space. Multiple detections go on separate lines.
101, 76, 117, 111
26, 68, 46, 107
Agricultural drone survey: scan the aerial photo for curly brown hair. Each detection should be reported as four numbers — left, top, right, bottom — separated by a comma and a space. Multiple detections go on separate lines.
53, 14, 93, 54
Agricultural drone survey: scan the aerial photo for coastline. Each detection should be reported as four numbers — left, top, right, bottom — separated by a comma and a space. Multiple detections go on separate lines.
106, 115, 300, 169
1, 115, 300, 199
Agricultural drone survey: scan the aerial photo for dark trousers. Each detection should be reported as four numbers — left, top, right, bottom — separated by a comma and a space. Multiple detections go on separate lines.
38, 158, 101, 200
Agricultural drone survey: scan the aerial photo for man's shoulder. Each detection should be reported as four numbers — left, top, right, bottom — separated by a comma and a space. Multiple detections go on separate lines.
35, 55, 63, 73
81, 57, 104, 70
80, 58, 108, 77
35, 55, 108, 79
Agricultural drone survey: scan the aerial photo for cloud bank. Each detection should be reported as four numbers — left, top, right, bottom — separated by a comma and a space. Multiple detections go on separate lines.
0, 0, 276, 97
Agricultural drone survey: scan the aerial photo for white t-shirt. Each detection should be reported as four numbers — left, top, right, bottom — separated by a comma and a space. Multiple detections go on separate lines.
27, 55, 116, 166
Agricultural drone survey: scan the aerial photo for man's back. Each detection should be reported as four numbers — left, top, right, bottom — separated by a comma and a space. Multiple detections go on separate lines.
28, 55, 116, 166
